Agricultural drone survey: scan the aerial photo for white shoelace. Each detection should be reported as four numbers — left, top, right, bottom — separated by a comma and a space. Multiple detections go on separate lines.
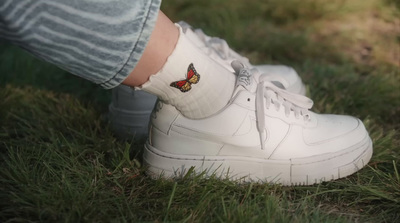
241, 67, 313, 150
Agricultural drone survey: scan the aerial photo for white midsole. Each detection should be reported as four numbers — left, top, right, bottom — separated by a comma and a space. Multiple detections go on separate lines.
143, 135, 373, 186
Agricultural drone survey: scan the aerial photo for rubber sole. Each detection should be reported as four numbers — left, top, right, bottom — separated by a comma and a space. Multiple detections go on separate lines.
143, 135, 373, 186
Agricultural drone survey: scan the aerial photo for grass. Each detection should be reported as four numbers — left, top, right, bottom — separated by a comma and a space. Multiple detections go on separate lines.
1, 0, 399, 222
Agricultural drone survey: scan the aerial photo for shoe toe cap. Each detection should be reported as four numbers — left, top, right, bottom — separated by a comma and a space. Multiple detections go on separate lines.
303, 114, 366, 145
271, 114, 369, 159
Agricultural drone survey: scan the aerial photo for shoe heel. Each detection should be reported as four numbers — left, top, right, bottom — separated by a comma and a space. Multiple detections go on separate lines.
109, 85, 157, 140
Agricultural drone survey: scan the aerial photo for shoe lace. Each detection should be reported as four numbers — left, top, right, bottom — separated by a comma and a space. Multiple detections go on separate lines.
253, 69, 313, 150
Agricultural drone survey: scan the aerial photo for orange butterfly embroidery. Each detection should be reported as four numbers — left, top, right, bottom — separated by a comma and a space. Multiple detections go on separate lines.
170, 63, 200, 92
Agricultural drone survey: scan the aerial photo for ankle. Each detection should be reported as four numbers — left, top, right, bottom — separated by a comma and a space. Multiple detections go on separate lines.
139, 25, 236, 119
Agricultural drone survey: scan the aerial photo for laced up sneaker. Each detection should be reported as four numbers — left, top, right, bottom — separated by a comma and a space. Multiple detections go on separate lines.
143, 62, 373, 185
109, 22, 305, 140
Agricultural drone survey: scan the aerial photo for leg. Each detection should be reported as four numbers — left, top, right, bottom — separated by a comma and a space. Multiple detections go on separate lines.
123, 11, 179, 86
0, 0, 162, 89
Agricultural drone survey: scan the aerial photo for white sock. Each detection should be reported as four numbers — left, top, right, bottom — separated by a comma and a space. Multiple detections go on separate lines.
139, 25, 236, 119
182, 26, 252, 72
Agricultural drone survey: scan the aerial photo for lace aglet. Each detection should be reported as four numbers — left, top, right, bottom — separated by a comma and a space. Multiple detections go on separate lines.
260, 131, 266, 150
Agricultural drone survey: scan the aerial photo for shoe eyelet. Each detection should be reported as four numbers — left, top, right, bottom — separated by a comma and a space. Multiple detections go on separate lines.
247, 98, 251, 102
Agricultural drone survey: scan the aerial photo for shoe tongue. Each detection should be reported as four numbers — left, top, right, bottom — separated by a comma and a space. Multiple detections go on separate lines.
230, 60, 258, 96
235, 67, 259, 91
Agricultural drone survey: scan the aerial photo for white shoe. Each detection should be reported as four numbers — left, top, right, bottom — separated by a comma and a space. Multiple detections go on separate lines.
108, 85, 157, 140
143, 62, 373, 185
109, 22, 305, 140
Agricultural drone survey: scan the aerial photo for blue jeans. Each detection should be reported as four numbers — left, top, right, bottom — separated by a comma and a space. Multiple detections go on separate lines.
0, 0, 161, 89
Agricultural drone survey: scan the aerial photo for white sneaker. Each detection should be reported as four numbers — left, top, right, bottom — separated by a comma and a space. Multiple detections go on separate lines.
109, 22, 305, 140
108, 85, 157, 140
143, 62, 373, 185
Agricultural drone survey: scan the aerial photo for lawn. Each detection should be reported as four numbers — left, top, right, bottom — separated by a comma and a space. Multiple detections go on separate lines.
1, 0, 399, 222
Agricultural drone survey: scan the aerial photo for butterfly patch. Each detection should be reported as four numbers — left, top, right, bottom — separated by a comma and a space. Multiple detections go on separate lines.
170, 63, 200, 92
